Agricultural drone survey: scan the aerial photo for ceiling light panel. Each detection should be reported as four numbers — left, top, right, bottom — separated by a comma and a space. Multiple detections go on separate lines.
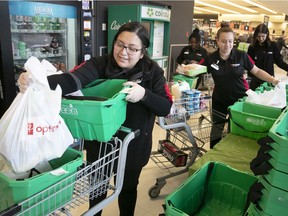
219, 0, 258, 13
243, 0, 277, 14
195, 0, 240, 14
194, 6, 220, 14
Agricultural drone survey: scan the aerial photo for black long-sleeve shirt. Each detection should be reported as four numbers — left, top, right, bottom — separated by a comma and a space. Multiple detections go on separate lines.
247, 41, 288, 90
176, 46, 208, 65
48, 54, 172, 169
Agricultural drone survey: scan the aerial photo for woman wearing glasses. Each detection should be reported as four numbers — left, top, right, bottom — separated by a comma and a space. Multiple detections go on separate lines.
18, 21, 172, 216
247, 23, 288, 90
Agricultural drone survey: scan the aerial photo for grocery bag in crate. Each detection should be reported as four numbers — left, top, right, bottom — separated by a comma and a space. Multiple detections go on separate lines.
0, 148, 83, 215
0, 56, 74, 174
60, 79, 128, 142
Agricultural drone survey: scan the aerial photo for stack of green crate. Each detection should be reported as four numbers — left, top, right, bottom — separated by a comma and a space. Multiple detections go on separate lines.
245, 107, 288, 215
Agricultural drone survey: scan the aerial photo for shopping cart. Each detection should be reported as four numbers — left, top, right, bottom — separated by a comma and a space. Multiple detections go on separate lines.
149, 93, 228, 199
0, 126, 139, 216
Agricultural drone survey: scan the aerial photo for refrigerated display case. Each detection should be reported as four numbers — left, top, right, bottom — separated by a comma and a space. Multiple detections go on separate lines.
9, 1, 78, 78
0, 1, 81, 117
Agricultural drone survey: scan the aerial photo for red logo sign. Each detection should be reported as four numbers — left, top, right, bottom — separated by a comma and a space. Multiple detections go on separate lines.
28, 123, 33, 135
27, 121, 62, 135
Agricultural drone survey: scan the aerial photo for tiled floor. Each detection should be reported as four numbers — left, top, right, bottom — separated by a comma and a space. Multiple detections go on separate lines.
70, 65, 287, 216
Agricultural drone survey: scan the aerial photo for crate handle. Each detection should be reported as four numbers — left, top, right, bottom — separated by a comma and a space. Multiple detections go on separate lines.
63, 95, 108, 101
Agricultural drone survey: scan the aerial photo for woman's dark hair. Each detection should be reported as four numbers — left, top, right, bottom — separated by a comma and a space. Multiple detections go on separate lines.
252, 23, 271, 46
188, 28, 201, 43
216, 22, 234, 39
112, 21, 150, 55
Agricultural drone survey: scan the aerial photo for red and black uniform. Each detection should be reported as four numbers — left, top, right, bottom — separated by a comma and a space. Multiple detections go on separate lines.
176, 46, 208, 65
47, 54, 172, 216
248, 41, 288, 90
176, 46, 208, 89
199, 48, 253, 148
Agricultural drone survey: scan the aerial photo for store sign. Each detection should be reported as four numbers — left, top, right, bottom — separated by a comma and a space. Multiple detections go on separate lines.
9, 1, 77, 18
141, 6, 171, 22
110, 20, 132, 31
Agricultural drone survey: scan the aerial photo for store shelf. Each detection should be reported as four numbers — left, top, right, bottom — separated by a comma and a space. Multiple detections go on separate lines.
14, 53, 67, 61
11, 29, 66, 34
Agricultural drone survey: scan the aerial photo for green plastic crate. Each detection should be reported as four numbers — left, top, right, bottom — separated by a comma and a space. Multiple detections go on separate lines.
60, 79, 127, 142
268, 156, 288, 174
268, 142, 288, 165
268, 107, 288, 148
245, 203, 271, 216
257, 178, 288, 216
229, 101, 282, 140
262, 166, 288, 191
165, 162, 258, 216
172, 74, 199, 89
0, 148, 83, 215
176, 64, 207, 77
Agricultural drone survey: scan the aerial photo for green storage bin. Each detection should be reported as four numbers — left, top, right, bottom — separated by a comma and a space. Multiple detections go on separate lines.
172, 74, 199, 89
268, 108, 288, 148
229, 101, 282, 140
0, 148, 83, 215
60, 79, 127, 142
262, 166, 288, 191
268, 156, 288, 174
257, 178, 288, 216
245, 203, 271, 216
268, 142, 288, 165
165, 162, 258, 216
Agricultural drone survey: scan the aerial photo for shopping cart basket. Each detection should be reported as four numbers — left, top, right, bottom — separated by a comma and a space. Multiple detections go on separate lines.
0, 127, 139, 216
149, 95, 228, 199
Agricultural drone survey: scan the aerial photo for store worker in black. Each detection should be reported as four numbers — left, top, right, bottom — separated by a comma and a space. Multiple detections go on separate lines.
276, 31, 288, 56
18, 21, 173, 216
247, 23, 288, 90
199, 23, 279, 149
176, 28, 208, 88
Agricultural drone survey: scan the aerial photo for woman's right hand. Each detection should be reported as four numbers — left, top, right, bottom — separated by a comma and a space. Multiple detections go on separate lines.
17, 72, 32, 93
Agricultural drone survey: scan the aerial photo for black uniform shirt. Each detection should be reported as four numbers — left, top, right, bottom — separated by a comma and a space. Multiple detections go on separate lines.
248, 41, 288, 77
176, 46, 208, 65
200, 48, 253, 106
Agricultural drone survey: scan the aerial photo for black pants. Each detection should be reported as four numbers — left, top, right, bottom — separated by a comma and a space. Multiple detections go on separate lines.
210, 102, 229, 149
85, 140, 142, 216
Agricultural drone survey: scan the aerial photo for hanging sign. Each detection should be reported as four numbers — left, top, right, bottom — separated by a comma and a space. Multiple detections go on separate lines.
141, 6, 171, 22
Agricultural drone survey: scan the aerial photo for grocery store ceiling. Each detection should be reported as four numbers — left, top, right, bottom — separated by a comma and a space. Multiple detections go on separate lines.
194, 0, 288, 16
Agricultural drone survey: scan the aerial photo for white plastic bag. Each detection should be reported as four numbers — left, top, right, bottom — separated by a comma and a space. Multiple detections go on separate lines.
0, 56, 74, 173
246, 81, 287, 108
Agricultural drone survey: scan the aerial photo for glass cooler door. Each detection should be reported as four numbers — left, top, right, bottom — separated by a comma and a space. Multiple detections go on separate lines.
8, 1, 78, 88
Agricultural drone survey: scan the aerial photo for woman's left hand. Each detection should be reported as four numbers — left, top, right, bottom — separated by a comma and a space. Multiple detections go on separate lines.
121, 81, 146, 103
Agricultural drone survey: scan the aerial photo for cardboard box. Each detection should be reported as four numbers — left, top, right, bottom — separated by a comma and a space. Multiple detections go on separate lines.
158, 140, 188, 167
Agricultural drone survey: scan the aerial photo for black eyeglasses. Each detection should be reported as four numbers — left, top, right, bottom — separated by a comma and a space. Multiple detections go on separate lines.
114, 41, 142, 55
